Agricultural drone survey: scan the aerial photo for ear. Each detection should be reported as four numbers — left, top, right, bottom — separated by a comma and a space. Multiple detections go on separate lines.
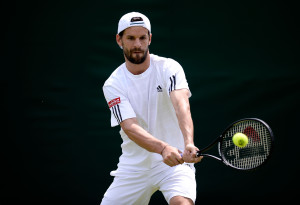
116, 34, 123, 49
149, 33, 152, 45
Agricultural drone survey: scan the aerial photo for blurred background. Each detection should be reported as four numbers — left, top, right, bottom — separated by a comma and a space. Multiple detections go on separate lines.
2, 0, 299, 204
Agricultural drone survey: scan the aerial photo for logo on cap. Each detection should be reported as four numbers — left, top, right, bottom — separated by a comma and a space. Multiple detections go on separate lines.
131, 17, 143, 22
130, 17, 144, 26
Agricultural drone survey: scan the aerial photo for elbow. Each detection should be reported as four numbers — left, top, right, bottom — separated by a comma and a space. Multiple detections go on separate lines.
174, 102, 190, 116
121, 122, 131, 134
120, 118, 138, 136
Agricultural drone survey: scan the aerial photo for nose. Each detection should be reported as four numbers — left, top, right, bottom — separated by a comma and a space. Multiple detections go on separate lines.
133, 39, 142, 48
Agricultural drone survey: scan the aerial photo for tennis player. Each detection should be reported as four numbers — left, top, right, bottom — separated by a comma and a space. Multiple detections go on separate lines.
101, 12, 203, 205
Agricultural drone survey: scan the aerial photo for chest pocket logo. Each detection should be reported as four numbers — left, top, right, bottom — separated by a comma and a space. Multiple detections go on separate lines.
157, 85, 163, 92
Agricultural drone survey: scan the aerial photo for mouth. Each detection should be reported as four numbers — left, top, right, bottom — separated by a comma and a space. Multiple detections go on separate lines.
132, 49, 143, 53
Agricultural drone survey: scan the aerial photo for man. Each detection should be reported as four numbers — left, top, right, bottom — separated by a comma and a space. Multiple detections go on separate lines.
101, 12, 203, 205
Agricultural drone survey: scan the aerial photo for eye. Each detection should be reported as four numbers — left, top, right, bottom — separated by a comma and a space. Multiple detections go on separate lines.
140, 36, 147, 40
127, 36, 135, 40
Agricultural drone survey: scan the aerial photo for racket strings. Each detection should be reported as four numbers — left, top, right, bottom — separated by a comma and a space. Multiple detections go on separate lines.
220, 120, 272, 170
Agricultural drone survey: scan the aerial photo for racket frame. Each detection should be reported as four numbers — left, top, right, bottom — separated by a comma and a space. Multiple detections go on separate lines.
196, 118, 275, 170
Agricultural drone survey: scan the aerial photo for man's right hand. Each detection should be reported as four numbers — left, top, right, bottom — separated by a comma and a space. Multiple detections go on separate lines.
161, 145, 184, 167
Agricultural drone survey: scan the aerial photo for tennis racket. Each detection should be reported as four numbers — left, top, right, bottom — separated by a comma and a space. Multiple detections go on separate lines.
197, 118, 274, 171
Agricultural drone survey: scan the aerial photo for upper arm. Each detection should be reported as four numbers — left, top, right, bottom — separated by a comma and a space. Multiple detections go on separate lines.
163, 59, 191, 97
103, 85, 136, 127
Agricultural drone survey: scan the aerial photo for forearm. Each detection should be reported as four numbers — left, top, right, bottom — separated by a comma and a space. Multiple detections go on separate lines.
171, 89, 195, 146
121, 118, 168, 154
175, 103, 194, 146
170, 89, 202, 163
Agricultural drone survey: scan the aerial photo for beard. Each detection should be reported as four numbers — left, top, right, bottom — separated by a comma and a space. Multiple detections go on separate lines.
123, 46, 149, 64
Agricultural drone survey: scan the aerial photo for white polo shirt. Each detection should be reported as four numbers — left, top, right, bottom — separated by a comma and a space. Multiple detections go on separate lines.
103, 54, 191, 172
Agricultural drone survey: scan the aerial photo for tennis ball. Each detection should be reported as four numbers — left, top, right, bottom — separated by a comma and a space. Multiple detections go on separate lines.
232, 133, 248, 148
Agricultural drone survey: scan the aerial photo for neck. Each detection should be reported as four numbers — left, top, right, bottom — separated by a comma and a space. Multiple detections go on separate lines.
125, 52, 151, 75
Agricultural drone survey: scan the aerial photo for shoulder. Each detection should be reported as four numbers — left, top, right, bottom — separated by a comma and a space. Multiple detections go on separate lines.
151, 54, 182, 71
103, 63, 126, 91
103, 63, 125, 86
151, 53, 180, 66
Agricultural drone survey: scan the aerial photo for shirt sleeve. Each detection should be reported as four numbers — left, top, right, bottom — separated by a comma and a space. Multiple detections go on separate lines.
164, 59, 192, 97
103, 85, 136, 127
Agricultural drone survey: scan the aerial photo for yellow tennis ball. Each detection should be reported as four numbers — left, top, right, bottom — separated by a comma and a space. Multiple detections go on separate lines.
232, 133, 248, 148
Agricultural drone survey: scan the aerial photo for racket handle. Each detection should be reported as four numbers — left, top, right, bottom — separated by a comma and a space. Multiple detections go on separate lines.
181, 152, 202, 158
180, 151, 201, 157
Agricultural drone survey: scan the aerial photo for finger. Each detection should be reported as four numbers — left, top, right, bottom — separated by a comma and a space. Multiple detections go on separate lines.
163, 159, 174, 167
182, 152, 192, 163
191, 151, 197, 158
164, 155, 180, 167
171, 156, 181, 166
192, 147, 200, 157
177, 155, 184, 164
186, 150, 196, 158
177, 150, 184, 164
194, 156, 203, 163
182, 155, 195, 163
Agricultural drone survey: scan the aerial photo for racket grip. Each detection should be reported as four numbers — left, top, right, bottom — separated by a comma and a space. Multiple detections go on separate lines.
180, 152, 201, 158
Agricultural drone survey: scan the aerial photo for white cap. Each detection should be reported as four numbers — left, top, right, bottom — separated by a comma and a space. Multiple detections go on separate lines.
117, 12, 151, 34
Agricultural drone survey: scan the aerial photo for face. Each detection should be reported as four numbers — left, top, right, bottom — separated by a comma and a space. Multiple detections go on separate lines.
117, 27, 151, 64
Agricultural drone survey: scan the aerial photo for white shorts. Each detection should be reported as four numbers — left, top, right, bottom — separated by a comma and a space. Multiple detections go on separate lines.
100, 162, 196, 205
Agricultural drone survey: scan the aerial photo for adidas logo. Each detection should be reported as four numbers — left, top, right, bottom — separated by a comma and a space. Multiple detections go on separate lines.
157, 85, 162, 92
